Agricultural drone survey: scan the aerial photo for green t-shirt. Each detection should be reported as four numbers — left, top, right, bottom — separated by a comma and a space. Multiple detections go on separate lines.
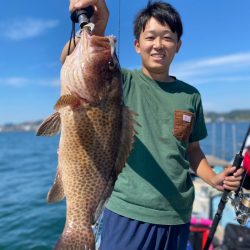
106, 69, 207, 225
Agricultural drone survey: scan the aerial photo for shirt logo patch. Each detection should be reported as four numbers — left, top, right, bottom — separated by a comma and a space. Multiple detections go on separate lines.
183, 114, 192, 122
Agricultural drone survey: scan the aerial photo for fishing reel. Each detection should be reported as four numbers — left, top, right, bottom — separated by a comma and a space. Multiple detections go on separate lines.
231, 190, 250, 225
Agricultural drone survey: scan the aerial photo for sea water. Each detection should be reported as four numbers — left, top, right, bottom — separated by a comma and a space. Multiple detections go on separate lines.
0, 121, 249, 249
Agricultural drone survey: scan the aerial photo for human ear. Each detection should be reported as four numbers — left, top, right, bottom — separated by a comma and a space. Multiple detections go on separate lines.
176, 40, 182, 53
134, 39, 141, 54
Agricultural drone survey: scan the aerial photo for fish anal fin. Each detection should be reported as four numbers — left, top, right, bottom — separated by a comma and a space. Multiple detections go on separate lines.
115, 106, 136, 175
36, 112, 61, 136
47, 165, 65, 203
54, 94, 81, 111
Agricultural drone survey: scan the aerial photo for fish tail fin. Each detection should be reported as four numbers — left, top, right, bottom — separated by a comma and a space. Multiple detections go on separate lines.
54, 225, 95, 250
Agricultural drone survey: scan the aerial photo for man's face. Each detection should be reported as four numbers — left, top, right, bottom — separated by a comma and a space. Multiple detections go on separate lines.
134, 17, 181, 78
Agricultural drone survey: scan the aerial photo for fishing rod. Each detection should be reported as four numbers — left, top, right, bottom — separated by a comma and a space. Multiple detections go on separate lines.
71, 6, 94, 28
204, 124, 250, 250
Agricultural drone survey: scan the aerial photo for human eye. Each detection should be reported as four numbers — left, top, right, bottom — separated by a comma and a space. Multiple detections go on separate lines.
145, 36, 154, 40
163, 36, 174, 41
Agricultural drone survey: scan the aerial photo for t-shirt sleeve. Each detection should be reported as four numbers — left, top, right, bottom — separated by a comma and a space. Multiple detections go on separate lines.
189, 93, 208, 143
121, 68, 133, 100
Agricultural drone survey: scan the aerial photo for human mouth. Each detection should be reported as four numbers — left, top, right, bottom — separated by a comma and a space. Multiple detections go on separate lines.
151, 53, 165, 59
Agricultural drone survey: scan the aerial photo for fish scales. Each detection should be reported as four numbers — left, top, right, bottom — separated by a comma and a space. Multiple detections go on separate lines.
37, 28, 135, 250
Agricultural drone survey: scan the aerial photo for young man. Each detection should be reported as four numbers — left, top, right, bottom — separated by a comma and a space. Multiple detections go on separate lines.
65, 1, 244, 249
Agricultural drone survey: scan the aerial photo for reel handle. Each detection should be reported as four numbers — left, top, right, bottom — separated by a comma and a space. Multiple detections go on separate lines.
71, 6, 94, 28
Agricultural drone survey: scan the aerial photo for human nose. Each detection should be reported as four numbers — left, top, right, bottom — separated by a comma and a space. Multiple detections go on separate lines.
153, 38, 163, 49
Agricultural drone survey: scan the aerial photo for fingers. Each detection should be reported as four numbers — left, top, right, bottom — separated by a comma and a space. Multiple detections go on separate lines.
221, 166, 244, 191
233, 167, 245, 177
225, 165, 236, 174
225, 165, 244, 177
69, 0, 99, 12
223, 181, 241, 191
215, 185, 225, 192
223, 178, 242, 190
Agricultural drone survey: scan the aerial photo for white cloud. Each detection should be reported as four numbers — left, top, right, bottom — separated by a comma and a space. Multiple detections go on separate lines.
2, 77, 29, 87
175, 52, 250, 70
0, 77, 60, 87
171, 52, 250, 84
0, 18, 59, 40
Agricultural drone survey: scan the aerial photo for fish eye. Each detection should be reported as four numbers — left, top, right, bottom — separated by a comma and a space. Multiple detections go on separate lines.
108, 60, 116, 70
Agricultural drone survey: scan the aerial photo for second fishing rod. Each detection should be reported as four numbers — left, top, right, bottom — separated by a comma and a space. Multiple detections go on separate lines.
204, 124, 250, 250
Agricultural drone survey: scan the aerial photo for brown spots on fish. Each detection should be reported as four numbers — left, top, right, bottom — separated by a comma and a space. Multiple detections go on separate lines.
37, 29, 135, 250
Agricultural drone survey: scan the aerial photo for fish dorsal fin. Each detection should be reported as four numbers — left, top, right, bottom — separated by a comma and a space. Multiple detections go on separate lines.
47, 165, 65, 203
36, 112, 61, 136
54, 94, 81, 111
115, 106, 137, 175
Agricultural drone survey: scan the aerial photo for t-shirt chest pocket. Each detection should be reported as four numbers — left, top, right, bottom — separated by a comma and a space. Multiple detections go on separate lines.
173, 110, 195, 141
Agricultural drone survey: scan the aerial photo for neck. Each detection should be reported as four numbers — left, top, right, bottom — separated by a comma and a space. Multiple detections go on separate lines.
142, 67, 174, 83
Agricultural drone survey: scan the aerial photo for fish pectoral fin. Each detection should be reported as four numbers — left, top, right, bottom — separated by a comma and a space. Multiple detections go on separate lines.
54, 94, 81, 111
115, 106, 137, 175
47, 165, 65, 203
36, 112, 61, 136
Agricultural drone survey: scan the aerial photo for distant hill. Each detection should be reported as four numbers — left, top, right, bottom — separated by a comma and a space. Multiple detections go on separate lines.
0, 109, 249, 132
0, 120, 42, 132
205, 109, 250, 122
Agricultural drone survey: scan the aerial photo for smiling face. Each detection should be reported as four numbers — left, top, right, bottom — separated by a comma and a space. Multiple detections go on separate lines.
134, 17, 182, 81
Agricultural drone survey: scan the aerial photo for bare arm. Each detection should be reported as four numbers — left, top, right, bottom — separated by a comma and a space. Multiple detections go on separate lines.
187, 141, 243, 191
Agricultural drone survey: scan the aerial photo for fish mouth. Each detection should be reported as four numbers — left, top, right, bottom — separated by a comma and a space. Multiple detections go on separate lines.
81, 29, 92, 62
80, 29, 115, 56
75, 31, 118, 105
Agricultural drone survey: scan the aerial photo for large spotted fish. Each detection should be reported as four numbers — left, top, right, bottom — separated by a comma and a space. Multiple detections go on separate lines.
37, 27, 135, 249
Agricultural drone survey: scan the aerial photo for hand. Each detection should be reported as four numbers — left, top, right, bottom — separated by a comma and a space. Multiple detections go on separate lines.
69, 0, 109, 36
212, 166, 244, 191
69, 0, 98, 12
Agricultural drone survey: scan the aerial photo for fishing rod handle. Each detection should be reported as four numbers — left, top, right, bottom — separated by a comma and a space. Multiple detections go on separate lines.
232, 153, 244, 170
71, 6, 94, 28
223, 153, 243, 194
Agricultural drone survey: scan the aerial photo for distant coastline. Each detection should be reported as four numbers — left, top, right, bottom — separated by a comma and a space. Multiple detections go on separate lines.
204, 109, 250, 123
0, 109, 249, 132
0, 120, 42, 133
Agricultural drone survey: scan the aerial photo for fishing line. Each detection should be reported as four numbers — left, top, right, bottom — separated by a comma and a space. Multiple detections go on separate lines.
117, 0, 121, 59
67, 21, 77, 56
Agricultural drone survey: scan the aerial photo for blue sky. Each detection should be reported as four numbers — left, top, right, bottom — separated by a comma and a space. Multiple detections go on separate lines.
0, 0, 250, 124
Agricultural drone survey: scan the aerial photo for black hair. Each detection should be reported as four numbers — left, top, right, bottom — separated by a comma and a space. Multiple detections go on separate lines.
133, 1, 183, 41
